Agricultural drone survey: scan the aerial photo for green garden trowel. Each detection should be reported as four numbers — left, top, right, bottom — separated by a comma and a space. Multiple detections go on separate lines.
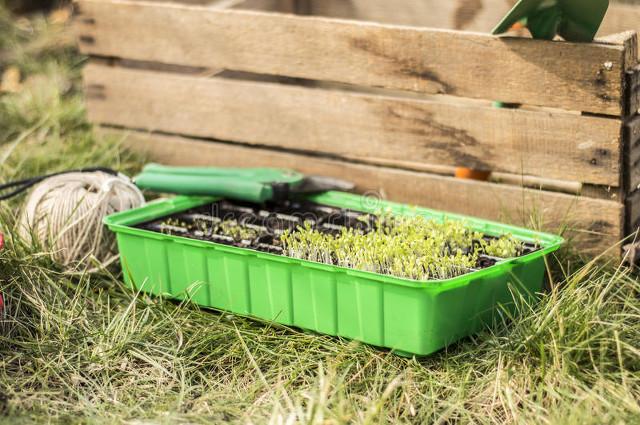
492, 0, 609, 41
134, 163, 354, 204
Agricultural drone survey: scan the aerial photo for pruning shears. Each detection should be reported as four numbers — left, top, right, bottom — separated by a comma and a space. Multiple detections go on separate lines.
134, 164, 355, 203
0, 164, 354, 204
492, 0, 609, 42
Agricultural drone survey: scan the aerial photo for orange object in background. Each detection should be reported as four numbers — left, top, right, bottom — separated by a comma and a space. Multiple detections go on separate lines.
455, 168, 492, 181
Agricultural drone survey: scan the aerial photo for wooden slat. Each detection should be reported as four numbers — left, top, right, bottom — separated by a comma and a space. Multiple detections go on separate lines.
75, 0, 631, 115
101, 128, 625, 255
84, 63, 623, 186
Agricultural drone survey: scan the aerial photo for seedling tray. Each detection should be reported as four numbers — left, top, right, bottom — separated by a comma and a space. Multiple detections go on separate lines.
104, 192, 563, 356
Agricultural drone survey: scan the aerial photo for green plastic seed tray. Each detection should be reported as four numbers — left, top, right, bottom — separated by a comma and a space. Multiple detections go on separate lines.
104, 192, 563, 356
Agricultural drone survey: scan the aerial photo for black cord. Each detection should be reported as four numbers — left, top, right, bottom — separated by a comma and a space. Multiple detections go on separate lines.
0, 167, 118, 201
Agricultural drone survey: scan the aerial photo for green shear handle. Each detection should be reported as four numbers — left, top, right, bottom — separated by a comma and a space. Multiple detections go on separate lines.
493, 0, 609, 42
134, 164, 353, 203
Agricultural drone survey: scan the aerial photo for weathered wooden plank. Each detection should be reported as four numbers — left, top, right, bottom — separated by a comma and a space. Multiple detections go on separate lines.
75, 0, 630, 115
101, 128, 625, 256
84, 63, 623, 186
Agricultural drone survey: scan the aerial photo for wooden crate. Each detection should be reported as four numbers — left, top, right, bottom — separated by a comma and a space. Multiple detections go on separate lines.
75, 0, 640, 257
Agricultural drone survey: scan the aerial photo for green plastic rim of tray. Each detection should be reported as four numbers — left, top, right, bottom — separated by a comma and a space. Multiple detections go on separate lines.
492, 0, 609, 41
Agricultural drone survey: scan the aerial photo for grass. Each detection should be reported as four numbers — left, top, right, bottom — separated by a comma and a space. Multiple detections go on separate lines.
0, 4, 639, 424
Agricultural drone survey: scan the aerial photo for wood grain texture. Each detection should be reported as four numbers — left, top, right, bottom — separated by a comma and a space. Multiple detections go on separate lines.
101, 128, 625, 255
84, 63, 623, 186
74, 0, 629, 115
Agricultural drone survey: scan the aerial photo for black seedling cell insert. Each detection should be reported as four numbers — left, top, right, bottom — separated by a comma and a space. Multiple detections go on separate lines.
136, 199, 539, 270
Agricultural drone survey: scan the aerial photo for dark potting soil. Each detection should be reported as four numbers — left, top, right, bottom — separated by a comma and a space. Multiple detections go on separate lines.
136, 199, 539, 271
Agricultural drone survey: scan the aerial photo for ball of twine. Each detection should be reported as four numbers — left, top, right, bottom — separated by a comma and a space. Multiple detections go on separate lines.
18, 171, 144, 270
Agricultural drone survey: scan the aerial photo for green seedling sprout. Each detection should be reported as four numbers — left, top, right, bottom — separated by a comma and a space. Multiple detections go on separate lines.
481, 234, 523, 258
216, 219, 259, 243
280, 213, 524, 281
